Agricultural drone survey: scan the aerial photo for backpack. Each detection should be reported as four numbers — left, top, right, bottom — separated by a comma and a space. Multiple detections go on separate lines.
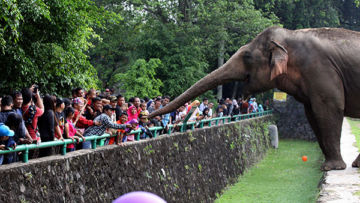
23, 105, 37, 126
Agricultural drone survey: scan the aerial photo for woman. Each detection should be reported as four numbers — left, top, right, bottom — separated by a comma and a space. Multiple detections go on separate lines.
38, 95, 57, 157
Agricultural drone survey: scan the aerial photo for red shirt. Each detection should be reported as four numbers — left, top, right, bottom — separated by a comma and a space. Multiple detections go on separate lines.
22, 104, 44, 140
72, 110, 94, 129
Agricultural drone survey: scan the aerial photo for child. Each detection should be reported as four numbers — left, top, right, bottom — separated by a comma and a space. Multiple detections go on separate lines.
116, 112, 128, 145
139, 113, 153, 139
125, 119, 138, 142
0, 123, 16, 165
64, 107, 85, 152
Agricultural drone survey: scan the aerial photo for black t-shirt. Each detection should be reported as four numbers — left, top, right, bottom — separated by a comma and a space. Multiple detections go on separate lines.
55, 111, 67, 132
38, 110, 55, 141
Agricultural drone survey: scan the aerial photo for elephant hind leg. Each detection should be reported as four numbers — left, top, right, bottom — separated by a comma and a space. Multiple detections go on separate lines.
352, 154, 360, 168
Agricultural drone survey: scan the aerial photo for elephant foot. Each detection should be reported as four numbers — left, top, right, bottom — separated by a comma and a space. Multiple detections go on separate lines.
321, 160, 346, 171
352, 154, 360, 168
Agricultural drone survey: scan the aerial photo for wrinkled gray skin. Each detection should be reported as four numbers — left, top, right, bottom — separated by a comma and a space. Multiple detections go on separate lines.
149, 26, 360, 171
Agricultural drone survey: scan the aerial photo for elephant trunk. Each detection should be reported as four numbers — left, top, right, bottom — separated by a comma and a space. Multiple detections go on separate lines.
148, 56, 243, 118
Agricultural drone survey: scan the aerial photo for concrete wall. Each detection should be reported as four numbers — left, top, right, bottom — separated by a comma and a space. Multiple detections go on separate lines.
273, 95, 316, 141
0, 116, 274, 203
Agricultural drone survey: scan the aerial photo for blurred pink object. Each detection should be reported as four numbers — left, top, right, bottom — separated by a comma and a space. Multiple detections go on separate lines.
113, 191, 166, 203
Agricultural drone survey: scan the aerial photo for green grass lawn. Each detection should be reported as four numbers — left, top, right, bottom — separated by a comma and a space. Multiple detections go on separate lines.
215, 140, 324, 203
347, 118, 360, 151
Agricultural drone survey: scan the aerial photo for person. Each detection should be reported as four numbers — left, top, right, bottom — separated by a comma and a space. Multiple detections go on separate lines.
38, 95, 57, 157
127, 97, 141, 116
231, 99, 240, 116
85, 97, 102, 120
21, 86, 44, 158
4, 113, 23, 163
64, 107, 85, 152
248, 98, 258, 113
161, 96, 171, 128
207, 102, 214, 118
258, 104, 264, 112
199, 98, 208, 112
201, 108, 211, 120
55, 98, 66, 139
188, 100, 201, 122
217, 106, 224, 117
127, 105, 139, 121
10, 91, 32, 144
241, 99, 249, 114
148, 97, 161, 113
0, 95, 14, 123
116, 112, 128, 144
109, 96, 117, 122
125, 119, 138, 142
0, 123, 16, 165
82, 105, 133, 149
174, 105, 186, 123
115, 95, 126, 121
85, 88, 97, 106
72, 98, 100, 131
138, 113, 153, 139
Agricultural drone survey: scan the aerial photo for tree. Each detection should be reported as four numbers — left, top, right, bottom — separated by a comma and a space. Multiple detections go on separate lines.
114, 58, 163, 99
0, 0, 120, 96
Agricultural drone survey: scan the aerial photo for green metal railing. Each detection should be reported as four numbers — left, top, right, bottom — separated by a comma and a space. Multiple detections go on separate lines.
0, 110, 273, 163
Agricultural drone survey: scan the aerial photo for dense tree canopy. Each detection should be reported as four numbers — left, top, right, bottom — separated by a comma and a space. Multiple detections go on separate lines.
1, 0, 360, 98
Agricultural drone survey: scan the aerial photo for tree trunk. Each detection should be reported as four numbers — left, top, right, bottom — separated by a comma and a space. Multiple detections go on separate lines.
232, 81, 239, 99
217, 39, 225, 100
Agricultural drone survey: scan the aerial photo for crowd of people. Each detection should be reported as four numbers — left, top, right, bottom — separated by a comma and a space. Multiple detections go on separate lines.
0, 86, 270, 165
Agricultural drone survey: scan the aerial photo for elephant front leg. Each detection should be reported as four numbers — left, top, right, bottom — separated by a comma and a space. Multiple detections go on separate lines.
305, 105, 346, 171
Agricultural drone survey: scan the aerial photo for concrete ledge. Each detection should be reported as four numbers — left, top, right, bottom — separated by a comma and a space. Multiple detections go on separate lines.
0, 116, 274, 203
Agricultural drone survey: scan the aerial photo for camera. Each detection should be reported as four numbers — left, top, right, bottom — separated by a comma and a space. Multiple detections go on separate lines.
33, 85, 38, 94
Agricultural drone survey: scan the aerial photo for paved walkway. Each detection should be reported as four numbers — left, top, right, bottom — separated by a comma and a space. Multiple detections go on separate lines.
318, 118, 360, 203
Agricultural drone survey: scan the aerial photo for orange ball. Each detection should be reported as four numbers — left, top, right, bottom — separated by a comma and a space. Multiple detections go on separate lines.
302, 156, 308, 162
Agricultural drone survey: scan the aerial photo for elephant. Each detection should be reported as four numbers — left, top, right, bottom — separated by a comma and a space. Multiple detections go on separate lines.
149, 26, 360, 171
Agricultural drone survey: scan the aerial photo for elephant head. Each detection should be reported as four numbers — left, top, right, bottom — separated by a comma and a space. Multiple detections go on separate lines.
149, 27, 289, 117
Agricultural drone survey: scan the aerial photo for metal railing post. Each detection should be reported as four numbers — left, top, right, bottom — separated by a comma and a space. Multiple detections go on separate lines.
91, 139, 97, 149
23, 147, 29, 163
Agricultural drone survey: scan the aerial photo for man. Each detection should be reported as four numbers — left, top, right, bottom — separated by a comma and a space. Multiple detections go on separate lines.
11, 91, 32, 144
199, 98, 208, 112
85, 97, 102, 120
208, 102, 214, 118
115, 94, 125, 121
21, 86, 44, 144
161, 96, 171, 127
0, 96, 14, 122
82, 105, 134, 149
149, 98, 162, 126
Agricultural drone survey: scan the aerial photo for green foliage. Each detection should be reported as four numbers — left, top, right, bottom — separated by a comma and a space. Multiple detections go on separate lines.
254, 0, 360, 31
0, 0, 120, 96
115, 58, 163, 99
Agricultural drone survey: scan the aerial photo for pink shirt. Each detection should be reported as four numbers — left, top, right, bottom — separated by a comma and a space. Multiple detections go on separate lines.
67, 120, 76, 149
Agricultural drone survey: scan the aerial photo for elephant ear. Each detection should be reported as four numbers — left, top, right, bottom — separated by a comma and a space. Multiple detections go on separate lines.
270, 41, 288, 81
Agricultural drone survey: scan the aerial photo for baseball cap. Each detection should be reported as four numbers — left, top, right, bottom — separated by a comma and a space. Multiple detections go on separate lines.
0, 123, 14, 137
103, 104, 115, 111
109, 96, 117, 102
72, 97, 83, 105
